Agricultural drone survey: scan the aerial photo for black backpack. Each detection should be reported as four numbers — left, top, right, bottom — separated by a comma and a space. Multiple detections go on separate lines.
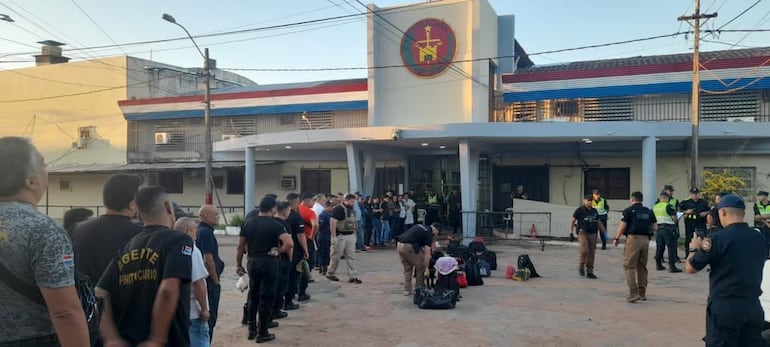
629, 207, 654, 236
481, 250, 497, 270
464, 253, 484, 286
468, 240, 487, 253
414, 286, 457, 309
517, 254, 541, 278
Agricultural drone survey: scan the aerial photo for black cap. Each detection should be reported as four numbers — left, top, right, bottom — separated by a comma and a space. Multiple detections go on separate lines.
689, 188, 700, 194
664, 185, 675, 191
717, 194, 745, 209
592, 189, 601, 194
758, 191, 769, 197
259, 196, 277, 210
717, 191, 732, 197
583, 194, 593, 200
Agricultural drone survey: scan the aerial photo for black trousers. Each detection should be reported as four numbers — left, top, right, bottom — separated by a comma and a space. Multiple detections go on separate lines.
285, 253, 301, 305
705, 299, 764, 346
205, 278, 221, 341
685, 222, 706, 257
655, 225, 678, 264
247, 257, 278, 333
272, 258, 290, 314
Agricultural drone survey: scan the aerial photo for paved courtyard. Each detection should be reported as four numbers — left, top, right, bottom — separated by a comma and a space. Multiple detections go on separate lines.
213, 237, 708, 347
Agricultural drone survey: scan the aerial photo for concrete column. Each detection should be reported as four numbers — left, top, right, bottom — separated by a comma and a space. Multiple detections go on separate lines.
459, 140, 480, 245
345, 143, 363, 193
642, 136, 657, 207
244, 147, 255, 215
362, 151, 376, 196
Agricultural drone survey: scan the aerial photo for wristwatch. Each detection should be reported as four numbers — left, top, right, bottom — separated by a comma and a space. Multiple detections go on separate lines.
688, 248, 697, 253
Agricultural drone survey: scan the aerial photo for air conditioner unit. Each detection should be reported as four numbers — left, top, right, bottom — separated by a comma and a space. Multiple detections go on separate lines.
154, 132, 170, 145
279, 176, 296, 190
727, 116, 755, 122
222, 134, 239, 141
71, 138, 87, 149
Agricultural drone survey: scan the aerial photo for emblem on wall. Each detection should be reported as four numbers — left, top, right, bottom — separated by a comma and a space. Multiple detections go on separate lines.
400, 18, 457, 78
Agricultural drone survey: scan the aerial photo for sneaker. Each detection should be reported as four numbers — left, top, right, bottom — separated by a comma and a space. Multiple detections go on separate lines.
348, 278, 362, 284
579, 268, 585, 277
298, 293, 311, 302
326, 275, 340, 282
403, 290, 412, 296
283, 302, 299, 310
586, 273, 598, 279
272, 311, 288, 320
256, 333, 276, 343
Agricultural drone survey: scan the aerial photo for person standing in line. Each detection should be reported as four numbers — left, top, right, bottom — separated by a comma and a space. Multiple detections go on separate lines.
396, 223, 440, 296
174, 217, 210, 347
269, 202, 293, 323
653, 192, 682, 273
236, 197, 293, 343
380, 195, 394, 245
403, 193, 416, 231
371, 197, 383, 246
316, 200, 334, 275
62, 207, 94, 236
681, 188, 710, 258
283, 193, 307, 310
312, 194, 326, 218
592, 189, 610, 250
686, 194, 767, 346
0, 137, 89, 347
326, 194, 362, 283
96, 186, 193, 347
661, 185, 682, 262
570, 194, 606, 279
753, 191, 770, 253
353, 192, 367, 252
298, 194, 317, 302
612, 192, 657, 302
395, 195, 407, 240
195, 205, 224, 341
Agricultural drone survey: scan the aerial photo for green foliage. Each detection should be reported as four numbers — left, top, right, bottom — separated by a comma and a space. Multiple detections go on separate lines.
229, 214, 245, 227
701, 169, 746, 204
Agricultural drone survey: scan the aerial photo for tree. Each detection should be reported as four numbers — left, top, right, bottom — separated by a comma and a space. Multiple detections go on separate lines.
701, 169, 747, 204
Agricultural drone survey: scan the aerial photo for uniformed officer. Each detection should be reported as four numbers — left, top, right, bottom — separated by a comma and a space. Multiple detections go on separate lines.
753, 191, 770, 253
570, 194, 607, 279
612, 192, 657, 302
592, 189, 610, 250
661, 185, 681, 262
686, 194, 767, 346
396, 222, 440, 296
236, 197, 293, 343
653, 192, 681, 273
680, 188, 710, 257
706, 192, 730, 234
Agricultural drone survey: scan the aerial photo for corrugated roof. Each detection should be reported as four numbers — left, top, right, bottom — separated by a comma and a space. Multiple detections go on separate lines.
47, 161, 277, 174
514, 47, 770, 75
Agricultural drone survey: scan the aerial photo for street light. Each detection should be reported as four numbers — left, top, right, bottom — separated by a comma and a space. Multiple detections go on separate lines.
163, 13, 213, 205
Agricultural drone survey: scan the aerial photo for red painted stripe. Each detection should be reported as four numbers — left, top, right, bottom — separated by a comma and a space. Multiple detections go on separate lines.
502, 56, 770, 83
119, 81, 368, 106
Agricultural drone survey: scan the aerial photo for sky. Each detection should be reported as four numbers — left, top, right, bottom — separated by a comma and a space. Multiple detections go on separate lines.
1, 0, 769, 85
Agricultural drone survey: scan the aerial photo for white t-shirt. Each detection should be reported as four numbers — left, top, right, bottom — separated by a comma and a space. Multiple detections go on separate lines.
190, 245, 209, 320
312, 202, 325, 221
404, 199, 416, 225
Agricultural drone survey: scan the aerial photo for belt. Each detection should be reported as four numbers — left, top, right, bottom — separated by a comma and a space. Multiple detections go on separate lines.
337, 231, 354, 235
627, 232, 651, 236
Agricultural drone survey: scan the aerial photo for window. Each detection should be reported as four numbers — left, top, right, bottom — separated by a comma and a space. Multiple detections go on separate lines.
279, 114, 298, 125
554, 100, 579, 117
584, 168, 630, 200
158, 172, 183, 194
227, 169, 245, 195
78, 126, 96, 139
703, 167, 756, 201
213, 175, 224, 189
59, 179, 71, 192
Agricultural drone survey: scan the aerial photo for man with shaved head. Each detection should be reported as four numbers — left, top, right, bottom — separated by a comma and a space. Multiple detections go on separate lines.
196, 205, 224, 341
175, 217, 210, 346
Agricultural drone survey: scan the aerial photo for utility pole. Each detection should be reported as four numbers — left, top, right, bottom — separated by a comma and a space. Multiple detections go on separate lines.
678, 0, 716, 190
203, 48, 212, 205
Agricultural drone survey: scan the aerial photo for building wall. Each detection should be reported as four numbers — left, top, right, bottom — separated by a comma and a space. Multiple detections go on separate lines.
470, 0, 499, 123
369, 0, 476, 126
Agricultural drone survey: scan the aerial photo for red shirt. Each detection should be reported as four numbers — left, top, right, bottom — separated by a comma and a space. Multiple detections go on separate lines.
299, 204, 317, 239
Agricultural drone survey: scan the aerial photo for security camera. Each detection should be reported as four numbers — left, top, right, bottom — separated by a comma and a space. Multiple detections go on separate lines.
391, 129, 401, 141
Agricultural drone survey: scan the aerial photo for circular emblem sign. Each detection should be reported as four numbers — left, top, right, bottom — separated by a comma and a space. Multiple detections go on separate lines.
400, 18, 457, 78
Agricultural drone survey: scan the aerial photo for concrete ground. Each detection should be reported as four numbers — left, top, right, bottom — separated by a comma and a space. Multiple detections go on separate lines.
212, 237, 708, 347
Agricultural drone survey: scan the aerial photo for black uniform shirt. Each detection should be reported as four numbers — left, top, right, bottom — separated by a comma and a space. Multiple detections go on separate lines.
621, 203, 657, 235
287, 210, 305, 258
97, 225, 193, 347
71, 215, 142, 284
240, 216, 287, 256
573, 206, 600, 234
690, 223, 767, 301
681, 198, 710, 226
397, 224, 433, 247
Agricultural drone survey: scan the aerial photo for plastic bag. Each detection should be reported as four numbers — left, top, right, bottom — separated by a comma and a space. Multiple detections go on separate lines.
236, 274, 249, 292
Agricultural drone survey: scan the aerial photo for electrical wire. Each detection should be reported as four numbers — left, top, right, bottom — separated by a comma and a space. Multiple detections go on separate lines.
715, 0, 763, 31
0, 74, 179, 103
69, 0, 127, 55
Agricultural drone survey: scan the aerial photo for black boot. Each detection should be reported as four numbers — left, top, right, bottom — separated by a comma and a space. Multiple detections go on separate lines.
601, 239, 607, 250
669, 264, 683, 273
257, 312, 276, 343
242, 303, 249, 325
655, 259, 665, 271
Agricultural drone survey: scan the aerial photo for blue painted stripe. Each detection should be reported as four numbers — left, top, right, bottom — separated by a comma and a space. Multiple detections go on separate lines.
504, 77, 770, 102
124, 100, 368, 121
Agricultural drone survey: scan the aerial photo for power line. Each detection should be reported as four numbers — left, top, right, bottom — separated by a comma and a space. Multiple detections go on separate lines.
716, 0, 763, 30
0, 74, 179, 103
69, 0, 127, 55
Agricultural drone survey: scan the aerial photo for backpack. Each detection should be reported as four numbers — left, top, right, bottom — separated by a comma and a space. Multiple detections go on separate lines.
513, 268, 531, 281
464, 254, 484, 286
517, 254, 541, 278
468, 238, 487, 252
481, 250, 497, 270
417, 289, 457, 309
629, 207, 654, 236
478, 259, 491, 277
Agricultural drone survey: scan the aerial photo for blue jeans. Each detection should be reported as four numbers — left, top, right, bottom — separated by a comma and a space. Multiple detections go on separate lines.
372, 219, 383, 244
356, 222, 366, 250
380, 218, 391, 243
189, 318, 211, 347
